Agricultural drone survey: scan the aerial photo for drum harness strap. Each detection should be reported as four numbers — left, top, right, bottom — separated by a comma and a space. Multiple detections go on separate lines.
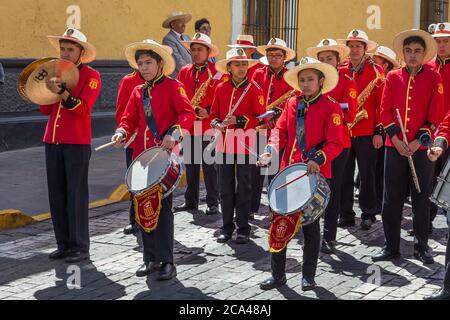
142, 86, 161, 143
296, 99, 324, 162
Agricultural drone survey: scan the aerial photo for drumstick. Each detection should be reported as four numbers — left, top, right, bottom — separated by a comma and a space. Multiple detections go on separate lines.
275, 172, 308, 191
239, 141, 261, 160
123, 131, 138, 149
95, 140, 121, 152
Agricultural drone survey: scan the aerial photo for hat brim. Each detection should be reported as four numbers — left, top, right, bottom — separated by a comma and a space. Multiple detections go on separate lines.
393, 29, 437, 64
336, 39, 378, 52
284, 62, 339, 94
305, 45, 350, 60
370, 52, 401, 69
215, 58, 259, 74
162, 14, 192, 29
432, 32, 450, 38
47, 36, 97, 63
181, 41, 220, 57
257, 45, 297, 61
124, 42, 175, 75
227, 44, 257, 49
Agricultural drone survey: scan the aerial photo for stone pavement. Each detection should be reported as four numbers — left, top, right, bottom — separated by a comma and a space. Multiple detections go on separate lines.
0, 186, 448, 301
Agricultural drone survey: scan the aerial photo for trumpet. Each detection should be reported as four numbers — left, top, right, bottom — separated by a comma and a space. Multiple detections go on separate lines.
348, 108, 369, 130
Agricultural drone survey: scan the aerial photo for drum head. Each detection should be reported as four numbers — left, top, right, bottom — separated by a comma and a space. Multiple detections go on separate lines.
125, 147, 170, 193
268, 163, 317, 215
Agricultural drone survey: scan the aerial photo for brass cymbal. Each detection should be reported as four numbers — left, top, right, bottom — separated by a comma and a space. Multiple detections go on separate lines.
17, 57, 55, 102
24, 59, 79, 105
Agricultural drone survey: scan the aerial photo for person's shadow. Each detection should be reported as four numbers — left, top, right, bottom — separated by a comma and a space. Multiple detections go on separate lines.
34, 262, 126, 300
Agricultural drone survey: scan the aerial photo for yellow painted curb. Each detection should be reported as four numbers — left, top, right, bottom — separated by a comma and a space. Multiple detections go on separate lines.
0, 209, 37, 230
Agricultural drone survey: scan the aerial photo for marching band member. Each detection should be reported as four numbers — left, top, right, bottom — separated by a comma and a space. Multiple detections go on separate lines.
373, 29, 445, 264
111, 40, 196, 279
210, 48, 266, 244
250, 38, 296, 220
306, 39, 357, 253
337, 29, 385, 230
258, 57, 343, 291
41, 28, 101, 263
174, 33, 221, 215
228, 35, 264, 79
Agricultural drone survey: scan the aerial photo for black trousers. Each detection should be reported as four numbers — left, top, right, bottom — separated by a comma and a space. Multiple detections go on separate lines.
382, 148, 434, 252
324, 149, 349, 242
375, 146, 385, 214
445, 227, 450, 290
271, 219, 321, 280
125, 147, 136, 226
341, 136, 378, 221
45, 143, 91, 253
430, 148, 450, 222
218, 154, 252, 237
141, 193, 174, 265
184, 138, 219, 207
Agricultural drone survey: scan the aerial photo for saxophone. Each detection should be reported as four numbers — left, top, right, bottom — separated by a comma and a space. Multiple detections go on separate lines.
191, 76, 213, 120
256, 89, 297, 131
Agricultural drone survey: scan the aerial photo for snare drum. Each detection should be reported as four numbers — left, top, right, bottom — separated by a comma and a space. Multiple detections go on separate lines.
430, 156, 450, 210
267, 163, 330, 226
125, 146, 183, 198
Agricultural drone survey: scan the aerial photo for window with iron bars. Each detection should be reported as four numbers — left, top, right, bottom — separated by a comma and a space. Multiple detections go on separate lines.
421, 0, 449, 31
242, 0, 298, 60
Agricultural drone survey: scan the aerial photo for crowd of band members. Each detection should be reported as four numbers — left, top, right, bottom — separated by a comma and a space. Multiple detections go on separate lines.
35, 11, 450, 299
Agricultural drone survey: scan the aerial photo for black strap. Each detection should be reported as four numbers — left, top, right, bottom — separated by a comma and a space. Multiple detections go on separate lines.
296, 100, 323, 159
142, 87, 160, 142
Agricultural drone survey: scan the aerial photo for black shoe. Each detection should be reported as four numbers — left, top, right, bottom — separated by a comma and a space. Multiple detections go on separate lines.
320, 240, 336, 254
123, 224, 137, 235
156, 263, 177, 281
424, 289, 450, 300
407, 229, 415, 237
259, 275, 287, 290
360, 219, 374, 230
414, 248, 434, 264
173, 202, 198, 212
205, 206, 220, 215
248, 212, 256, 220
235, 234, 249, 244
217, 234, 232, 243
48, 249, 71, 260
136, 262, 160, 277
338, 219, 355, 228
200, 196, 207, 203
301, 278, 317, 291
372, 248, 400, 262
65, 251, 90, 263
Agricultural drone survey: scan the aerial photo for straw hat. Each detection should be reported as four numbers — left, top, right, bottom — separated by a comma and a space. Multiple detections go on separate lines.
228, 35, 257, 49
337, 29, 378, 52
306, 39, 350, 60
181, 33, 219, 57
371, 46, 401, 69
124, 39, 175, 75
257, 38, 296, 61
433, 22, 450, 38
215, 48, 259, 74
393, 29, 437, 64
162, 11, 192, 29
283, 57, 339, 94
47, 28, 97, 63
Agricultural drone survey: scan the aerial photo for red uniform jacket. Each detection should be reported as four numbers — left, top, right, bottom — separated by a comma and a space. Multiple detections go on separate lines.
435, 110, 450, 150
247, 63, 265, 80
268, 94, 344, 179
210, 78, 266, 154
327, 68, 358, 149
427, 57, 450, 114
341, 58, 385, 137
40, 64, 102, 145
177, 62, 224, 135
115, 71, 145, 149
117, 75, 196, 159
381, 66, 445, 150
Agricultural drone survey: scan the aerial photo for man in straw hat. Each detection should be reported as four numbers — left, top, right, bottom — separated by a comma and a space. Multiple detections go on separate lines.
228, 35, 263, 79
337, 29, 385, 231
162, 11, 193, 78
111, 39, 196, 279
249, 37, 295, 221
257, 57, 343, 291
372, 29, 445, 264
174, 33, 221, 216
41, 28, 101, 263
210, 48, 266, 244
306, 39, 357, 254
426, 112, 450, 300
428, 22, 450, 232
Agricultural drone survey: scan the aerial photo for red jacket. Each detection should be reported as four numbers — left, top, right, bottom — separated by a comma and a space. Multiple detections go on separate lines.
177, 62, 224, 135
268, 94, 344, 179
210, 78, 266, 154
341, 58, 385, 137
327, 68, 358, 149
435, 110, 450, 150
247, 63, 265, 80
117, 75, 196, 159
115, 71, 145, 149
427, 57, 450, 114
381, 66, 445, 150
40, 64, 102, 145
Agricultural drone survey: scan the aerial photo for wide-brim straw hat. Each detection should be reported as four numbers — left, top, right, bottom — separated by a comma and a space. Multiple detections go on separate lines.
337, 29, 378, 52
215, 48, 259, 74
125, 39, 175, 75
284, 57, 339, 94
306, 39, 350, 60
433, 22, 450, 38
370, 46, 401, 69
162, 11, 192, 29
47, 28, 97, 64
181, 33, 219, 58
228, 35, 257, 49
257, 38, 296, 61
393, 29, 437, 64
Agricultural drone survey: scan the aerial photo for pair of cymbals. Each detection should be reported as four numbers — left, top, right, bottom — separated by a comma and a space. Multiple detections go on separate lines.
17, 58, 79, 105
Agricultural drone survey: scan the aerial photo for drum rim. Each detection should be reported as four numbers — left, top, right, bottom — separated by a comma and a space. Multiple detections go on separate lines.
125, 146, 171, 194
162, 165, 183, 199
267, 162, 320, 215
